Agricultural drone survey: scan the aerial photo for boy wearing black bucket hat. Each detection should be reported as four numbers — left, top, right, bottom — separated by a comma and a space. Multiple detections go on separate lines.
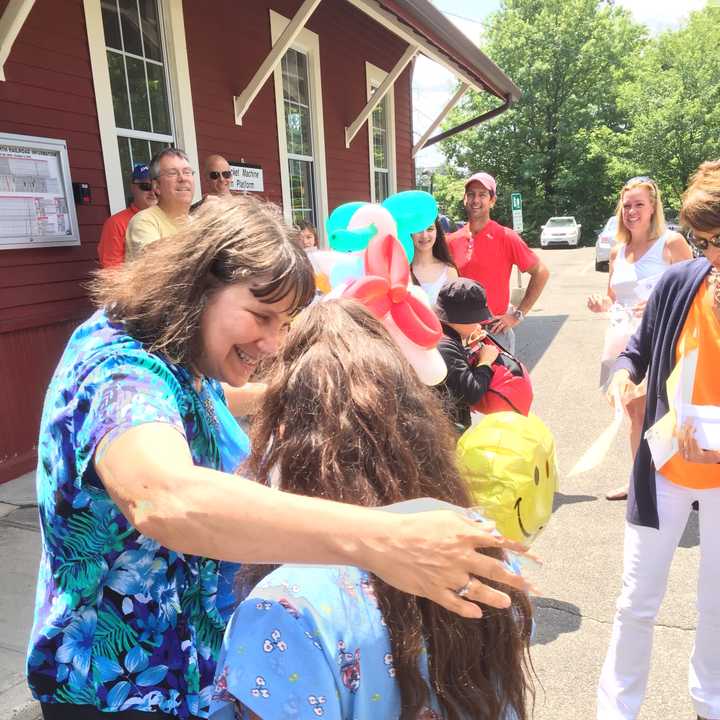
434, 278, 500, 431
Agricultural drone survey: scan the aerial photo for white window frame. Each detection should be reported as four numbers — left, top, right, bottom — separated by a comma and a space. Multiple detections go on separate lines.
270, 9, 328, 243
83, 0, 199, 214
366, 61, 396, 203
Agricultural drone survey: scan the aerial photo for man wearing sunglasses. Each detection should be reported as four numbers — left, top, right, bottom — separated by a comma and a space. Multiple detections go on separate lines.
126, 148, 196, 261
191, 155, 233, 212
97, 164, 157, 268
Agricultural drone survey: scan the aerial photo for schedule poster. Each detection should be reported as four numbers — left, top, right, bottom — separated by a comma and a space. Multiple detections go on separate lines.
0, 135, 79, 249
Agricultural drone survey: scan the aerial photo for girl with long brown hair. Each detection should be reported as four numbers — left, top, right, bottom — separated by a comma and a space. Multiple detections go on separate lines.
411, 217, 459, 303
211, 299, 534, 720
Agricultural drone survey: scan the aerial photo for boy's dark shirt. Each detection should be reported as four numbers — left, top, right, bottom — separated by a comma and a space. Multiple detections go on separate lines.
436, 324, 493, 431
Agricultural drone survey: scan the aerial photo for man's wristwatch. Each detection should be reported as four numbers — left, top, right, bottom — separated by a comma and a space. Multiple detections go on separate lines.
512, 308, 525, 322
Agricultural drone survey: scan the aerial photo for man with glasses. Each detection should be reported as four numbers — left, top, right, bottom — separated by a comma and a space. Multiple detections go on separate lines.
447, 172, 549, 354
125, 148, 196, 261
97, 164, 156, 268
191, 154, 234, 212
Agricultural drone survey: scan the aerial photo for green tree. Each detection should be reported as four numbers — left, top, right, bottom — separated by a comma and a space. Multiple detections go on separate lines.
438, 0, 646, 243
617, 1, 720, 213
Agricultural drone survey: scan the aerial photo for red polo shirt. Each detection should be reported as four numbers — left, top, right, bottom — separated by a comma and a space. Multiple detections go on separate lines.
97, 204, 140, 268
446, 219, 538, 317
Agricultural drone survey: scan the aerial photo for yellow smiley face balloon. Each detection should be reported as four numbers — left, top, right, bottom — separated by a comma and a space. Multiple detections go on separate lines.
456, 412, 558, 546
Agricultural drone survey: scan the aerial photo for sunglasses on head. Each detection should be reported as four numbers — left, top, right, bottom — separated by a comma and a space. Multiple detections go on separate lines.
134, 182, 152, 191
687, 229, 720, 251
209, 170, 232, 180
625, 175, 656, 188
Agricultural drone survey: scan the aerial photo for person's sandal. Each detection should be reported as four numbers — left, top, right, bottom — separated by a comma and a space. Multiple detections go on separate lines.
605, 487, 628, 501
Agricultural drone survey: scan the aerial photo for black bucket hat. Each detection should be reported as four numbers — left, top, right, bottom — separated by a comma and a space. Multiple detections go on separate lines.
435, 278, 493, 324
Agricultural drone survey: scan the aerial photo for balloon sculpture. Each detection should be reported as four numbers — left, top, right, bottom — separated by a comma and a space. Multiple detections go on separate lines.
456, 412, 558, 546
326, 191, 438, 261
311, 191, 447, 386
343, 233, 447, 386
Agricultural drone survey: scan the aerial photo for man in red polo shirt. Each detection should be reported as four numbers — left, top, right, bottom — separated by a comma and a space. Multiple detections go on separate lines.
97, 164, 157, 268
446, 172, 549, 353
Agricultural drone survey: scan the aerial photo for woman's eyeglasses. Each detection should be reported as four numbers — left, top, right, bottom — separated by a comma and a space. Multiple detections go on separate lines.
209, 170, 232, 180
687, 230, 720, 251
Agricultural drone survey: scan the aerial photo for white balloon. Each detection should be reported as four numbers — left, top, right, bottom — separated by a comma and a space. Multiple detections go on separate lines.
347, 204, 398, 244
384, 314, 447, 386
406, 281, 433, 308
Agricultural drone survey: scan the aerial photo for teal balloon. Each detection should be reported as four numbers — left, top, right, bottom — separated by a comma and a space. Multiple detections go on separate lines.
326, 202, 366, 250
382, 191, 438, 261
329, 253, 364, 288
329, 226, 376, 252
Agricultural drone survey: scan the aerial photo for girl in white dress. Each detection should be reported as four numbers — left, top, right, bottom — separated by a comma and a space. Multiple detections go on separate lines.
587, 176, 691, 499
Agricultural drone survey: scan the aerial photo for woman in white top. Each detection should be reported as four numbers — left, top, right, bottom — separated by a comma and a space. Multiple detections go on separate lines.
587, 176, 692, 499
411, 217, 459, 303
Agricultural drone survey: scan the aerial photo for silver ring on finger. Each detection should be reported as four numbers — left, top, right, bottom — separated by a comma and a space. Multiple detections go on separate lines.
456, 578, 473, 598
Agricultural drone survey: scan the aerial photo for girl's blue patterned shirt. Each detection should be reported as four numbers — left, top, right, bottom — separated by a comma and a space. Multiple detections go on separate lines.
26, 310, 249, 718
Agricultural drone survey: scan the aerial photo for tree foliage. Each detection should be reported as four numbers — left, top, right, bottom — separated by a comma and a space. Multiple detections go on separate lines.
434, 0, 720, 243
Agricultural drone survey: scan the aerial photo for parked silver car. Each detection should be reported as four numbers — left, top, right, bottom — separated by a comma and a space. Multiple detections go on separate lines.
540, 216, 581, 247
595, 215, 617, 271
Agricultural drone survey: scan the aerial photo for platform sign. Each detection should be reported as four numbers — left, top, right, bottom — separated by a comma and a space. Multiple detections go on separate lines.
229, 162, 264, 192
511, 192, 523, 233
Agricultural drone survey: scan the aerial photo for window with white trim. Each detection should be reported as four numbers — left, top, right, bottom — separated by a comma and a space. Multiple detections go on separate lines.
101, 0, 175, 200
281, 48, 316, 226
84, 0, 199, 213
366, 63, 396, 203
270, 10, 328, 240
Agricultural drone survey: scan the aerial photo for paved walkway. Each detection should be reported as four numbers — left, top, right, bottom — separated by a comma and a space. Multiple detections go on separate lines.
0, 472, 41, 720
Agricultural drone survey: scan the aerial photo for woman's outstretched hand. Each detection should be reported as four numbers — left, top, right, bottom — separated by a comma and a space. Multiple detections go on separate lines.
607, 369, 636, 409
366, 511, 537, 618
587, 294, 612, 313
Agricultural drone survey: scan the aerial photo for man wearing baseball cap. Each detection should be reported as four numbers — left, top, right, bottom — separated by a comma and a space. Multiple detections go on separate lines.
97, 164, 156, 268
446, 172, 549, 353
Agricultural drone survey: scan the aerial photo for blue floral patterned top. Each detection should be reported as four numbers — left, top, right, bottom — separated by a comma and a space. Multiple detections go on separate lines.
27, 310, 249, 718
209, 565, 444, 720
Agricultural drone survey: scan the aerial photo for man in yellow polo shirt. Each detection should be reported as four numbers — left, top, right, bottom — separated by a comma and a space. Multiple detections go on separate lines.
125, 148, 195, 261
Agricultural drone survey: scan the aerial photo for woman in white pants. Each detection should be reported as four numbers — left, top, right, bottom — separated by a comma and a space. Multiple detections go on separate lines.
598, 160, 720, 720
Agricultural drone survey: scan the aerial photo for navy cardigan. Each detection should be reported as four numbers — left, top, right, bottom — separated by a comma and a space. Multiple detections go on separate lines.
614, 257, 711, 528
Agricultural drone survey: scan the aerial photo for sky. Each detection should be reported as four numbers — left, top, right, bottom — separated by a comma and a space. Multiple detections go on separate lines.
413, 0, 708, 168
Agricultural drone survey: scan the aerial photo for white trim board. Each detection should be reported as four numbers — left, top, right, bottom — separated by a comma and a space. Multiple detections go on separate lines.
0, 0, 35, 82
270, 9, 328, 242
366, 61, 397, 202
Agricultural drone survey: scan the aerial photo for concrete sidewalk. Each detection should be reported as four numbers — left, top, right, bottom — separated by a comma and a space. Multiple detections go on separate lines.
0, 472, 41, 720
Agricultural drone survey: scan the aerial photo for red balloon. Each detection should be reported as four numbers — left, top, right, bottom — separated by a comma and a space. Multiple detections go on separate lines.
390, 292, 442, 348
345, 233, 442, 348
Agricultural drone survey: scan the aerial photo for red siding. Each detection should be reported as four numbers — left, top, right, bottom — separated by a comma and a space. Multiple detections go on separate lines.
0, 0, 99, 481
0, 0, 417, 481
183, 0, 415, 208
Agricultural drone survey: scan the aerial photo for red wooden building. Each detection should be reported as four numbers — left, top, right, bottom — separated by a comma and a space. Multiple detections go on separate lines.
0, 0, 519, 482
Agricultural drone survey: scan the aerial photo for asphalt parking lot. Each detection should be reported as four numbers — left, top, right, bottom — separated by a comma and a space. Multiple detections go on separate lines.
517, 246, 698, 719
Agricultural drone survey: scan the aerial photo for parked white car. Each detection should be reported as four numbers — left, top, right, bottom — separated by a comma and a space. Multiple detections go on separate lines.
595, 215, 617, 271
540, 216, 581, 247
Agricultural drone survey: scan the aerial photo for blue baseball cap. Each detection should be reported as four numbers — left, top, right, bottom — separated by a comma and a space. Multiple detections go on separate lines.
132, 163, 150, 182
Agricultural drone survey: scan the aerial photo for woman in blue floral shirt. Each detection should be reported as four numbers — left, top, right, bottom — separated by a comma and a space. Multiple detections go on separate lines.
211, 300, 534, 720
28, 196, 532, 720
